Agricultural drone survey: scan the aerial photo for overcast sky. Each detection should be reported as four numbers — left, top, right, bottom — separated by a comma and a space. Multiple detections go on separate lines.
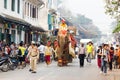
62, 0, 115, 34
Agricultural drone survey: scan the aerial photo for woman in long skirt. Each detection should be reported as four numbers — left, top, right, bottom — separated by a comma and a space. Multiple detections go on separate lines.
45, 41, 52, 65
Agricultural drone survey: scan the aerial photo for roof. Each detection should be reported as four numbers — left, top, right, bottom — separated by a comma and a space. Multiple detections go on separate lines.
30, 26, 45, 32
0, 14, 45, 32
0, 14, 30, 26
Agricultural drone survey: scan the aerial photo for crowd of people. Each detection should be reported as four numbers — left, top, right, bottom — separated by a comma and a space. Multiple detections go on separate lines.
76, 41, 120, 76
0, 39, 120, 75
0, 40, 55, 73
96, 43, 120, 75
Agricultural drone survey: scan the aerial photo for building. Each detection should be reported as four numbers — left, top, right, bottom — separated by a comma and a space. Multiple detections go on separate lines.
0, 0, 45, 44
23, 0, 45, 43
0, 0, 27, 44
48, 0, 58, 30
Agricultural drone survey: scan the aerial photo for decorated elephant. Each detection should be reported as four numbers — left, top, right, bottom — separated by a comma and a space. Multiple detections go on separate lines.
54, 20, 77, 66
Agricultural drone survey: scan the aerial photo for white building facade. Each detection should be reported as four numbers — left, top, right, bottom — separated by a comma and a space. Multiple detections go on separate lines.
0, 0, 24, 44
23, 0, 46, 43
0, 0, 45, 44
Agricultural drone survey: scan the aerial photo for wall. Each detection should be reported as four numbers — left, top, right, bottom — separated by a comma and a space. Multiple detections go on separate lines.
39, 0, 48, 30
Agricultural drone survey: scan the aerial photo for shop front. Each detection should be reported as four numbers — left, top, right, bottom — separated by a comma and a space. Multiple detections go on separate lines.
0, 15, 31, 44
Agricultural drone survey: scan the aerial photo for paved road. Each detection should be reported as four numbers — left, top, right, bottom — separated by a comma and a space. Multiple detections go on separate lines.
0, 58, 120, 80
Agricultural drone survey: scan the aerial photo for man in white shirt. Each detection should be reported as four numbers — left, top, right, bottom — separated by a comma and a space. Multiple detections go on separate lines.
100, 44, 109, 75
38, 42, 45, 62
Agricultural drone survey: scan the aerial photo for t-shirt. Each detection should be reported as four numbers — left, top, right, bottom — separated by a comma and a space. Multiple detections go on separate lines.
38, 45, 45, 54
102, 49, 108, 61
86, 45, 93, 53
19, 46, 26, 56
79, 47, 85, 54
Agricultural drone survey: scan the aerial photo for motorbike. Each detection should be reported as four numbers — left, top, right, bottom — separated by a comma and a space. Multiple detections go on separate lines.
10, 56, 19, 69
0, 57, 9, 72
0, 54, 16, 72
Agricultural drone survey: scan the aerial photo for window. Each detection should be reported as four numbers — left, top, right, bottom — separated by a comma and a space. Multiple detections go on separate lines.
4, 0, 7, 9
36, 7, 38, 19
32, 7, 36, 18
11, 0, 15, 11
17, 0, 20, 13
18, 31, 21, 42
24, 2, 26, 15
30, 4, 32, 17
27, 3, 29, 16
11, 30, 15, 42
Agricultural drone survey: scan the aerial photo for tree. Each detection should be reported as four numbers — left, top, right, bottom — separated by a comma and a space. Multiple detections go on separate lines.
104, 0, 120, 33
104, 0, 120, 19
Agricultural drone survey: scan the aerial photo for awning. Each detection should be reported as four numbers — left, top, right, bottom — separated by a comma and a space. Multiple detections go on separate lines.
30, 26, 45, 32
0, 14, 31, 27
0, 14, 46, 32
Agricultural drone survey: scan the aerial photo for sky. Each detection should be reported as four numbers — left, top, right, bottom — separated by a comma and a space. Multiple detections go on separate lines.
61, 0, 115, 34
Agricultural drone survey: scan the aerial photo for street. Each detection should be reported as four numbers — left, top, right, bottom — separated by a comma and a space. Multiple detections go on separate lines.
0, 58, 120, 80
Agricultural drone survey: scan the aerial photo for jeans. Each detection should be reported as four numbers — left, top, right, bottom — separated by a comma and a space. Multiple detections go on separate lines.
39, 53, 44, 62
101, 58, 107, 73
86, 53, 92, 63
79, 54, 85, 67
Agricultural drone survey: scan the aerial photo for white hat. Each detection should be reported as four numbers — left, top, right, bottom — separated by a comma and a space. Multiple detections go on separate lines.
31, 41, 35, 44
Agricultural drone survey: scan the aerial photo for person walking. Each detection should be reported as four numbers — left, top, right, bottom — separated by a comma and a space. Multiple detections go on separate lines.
38, 42, 45, 62
97, 46, 102, 68
108, 45, 114, 71
18, 42, 26, 69
78, 43, 86, 67
44, 41, 52, 66
116, 45, 120, 68
86, 42, 94, 63
100, 44, 109, 76
27, 41, 39, 73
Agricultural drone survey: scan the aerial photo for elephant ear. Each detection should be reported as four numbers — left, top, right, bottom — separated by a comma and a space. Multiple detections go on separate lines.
69, 43, 76, 58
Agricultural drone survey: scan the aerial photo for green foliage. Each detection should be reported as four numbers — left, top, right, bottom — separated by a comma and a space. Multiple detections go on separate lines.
104, 0, 120, 33
113, 23, 120, 33
104, 0, 119, 19
111, 1, 117, 4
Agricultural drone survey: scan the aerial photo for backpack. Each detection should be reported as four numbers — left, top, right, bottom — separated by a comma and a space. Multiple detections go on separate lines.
18, 49, 22, 56
24, 49, 28, 56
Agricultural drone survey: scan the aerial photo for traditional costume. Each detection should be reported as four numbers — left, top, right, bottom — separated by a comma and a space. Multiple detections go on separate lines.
45, 41, 52, 65
58, 19, 68, 38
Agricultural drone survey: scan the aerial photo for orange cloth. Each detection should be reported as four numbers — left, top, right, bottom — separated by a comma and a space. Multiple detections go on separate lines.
58, 23, 67, 37
69, 34, 77, 47
117, 48, 120, 56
